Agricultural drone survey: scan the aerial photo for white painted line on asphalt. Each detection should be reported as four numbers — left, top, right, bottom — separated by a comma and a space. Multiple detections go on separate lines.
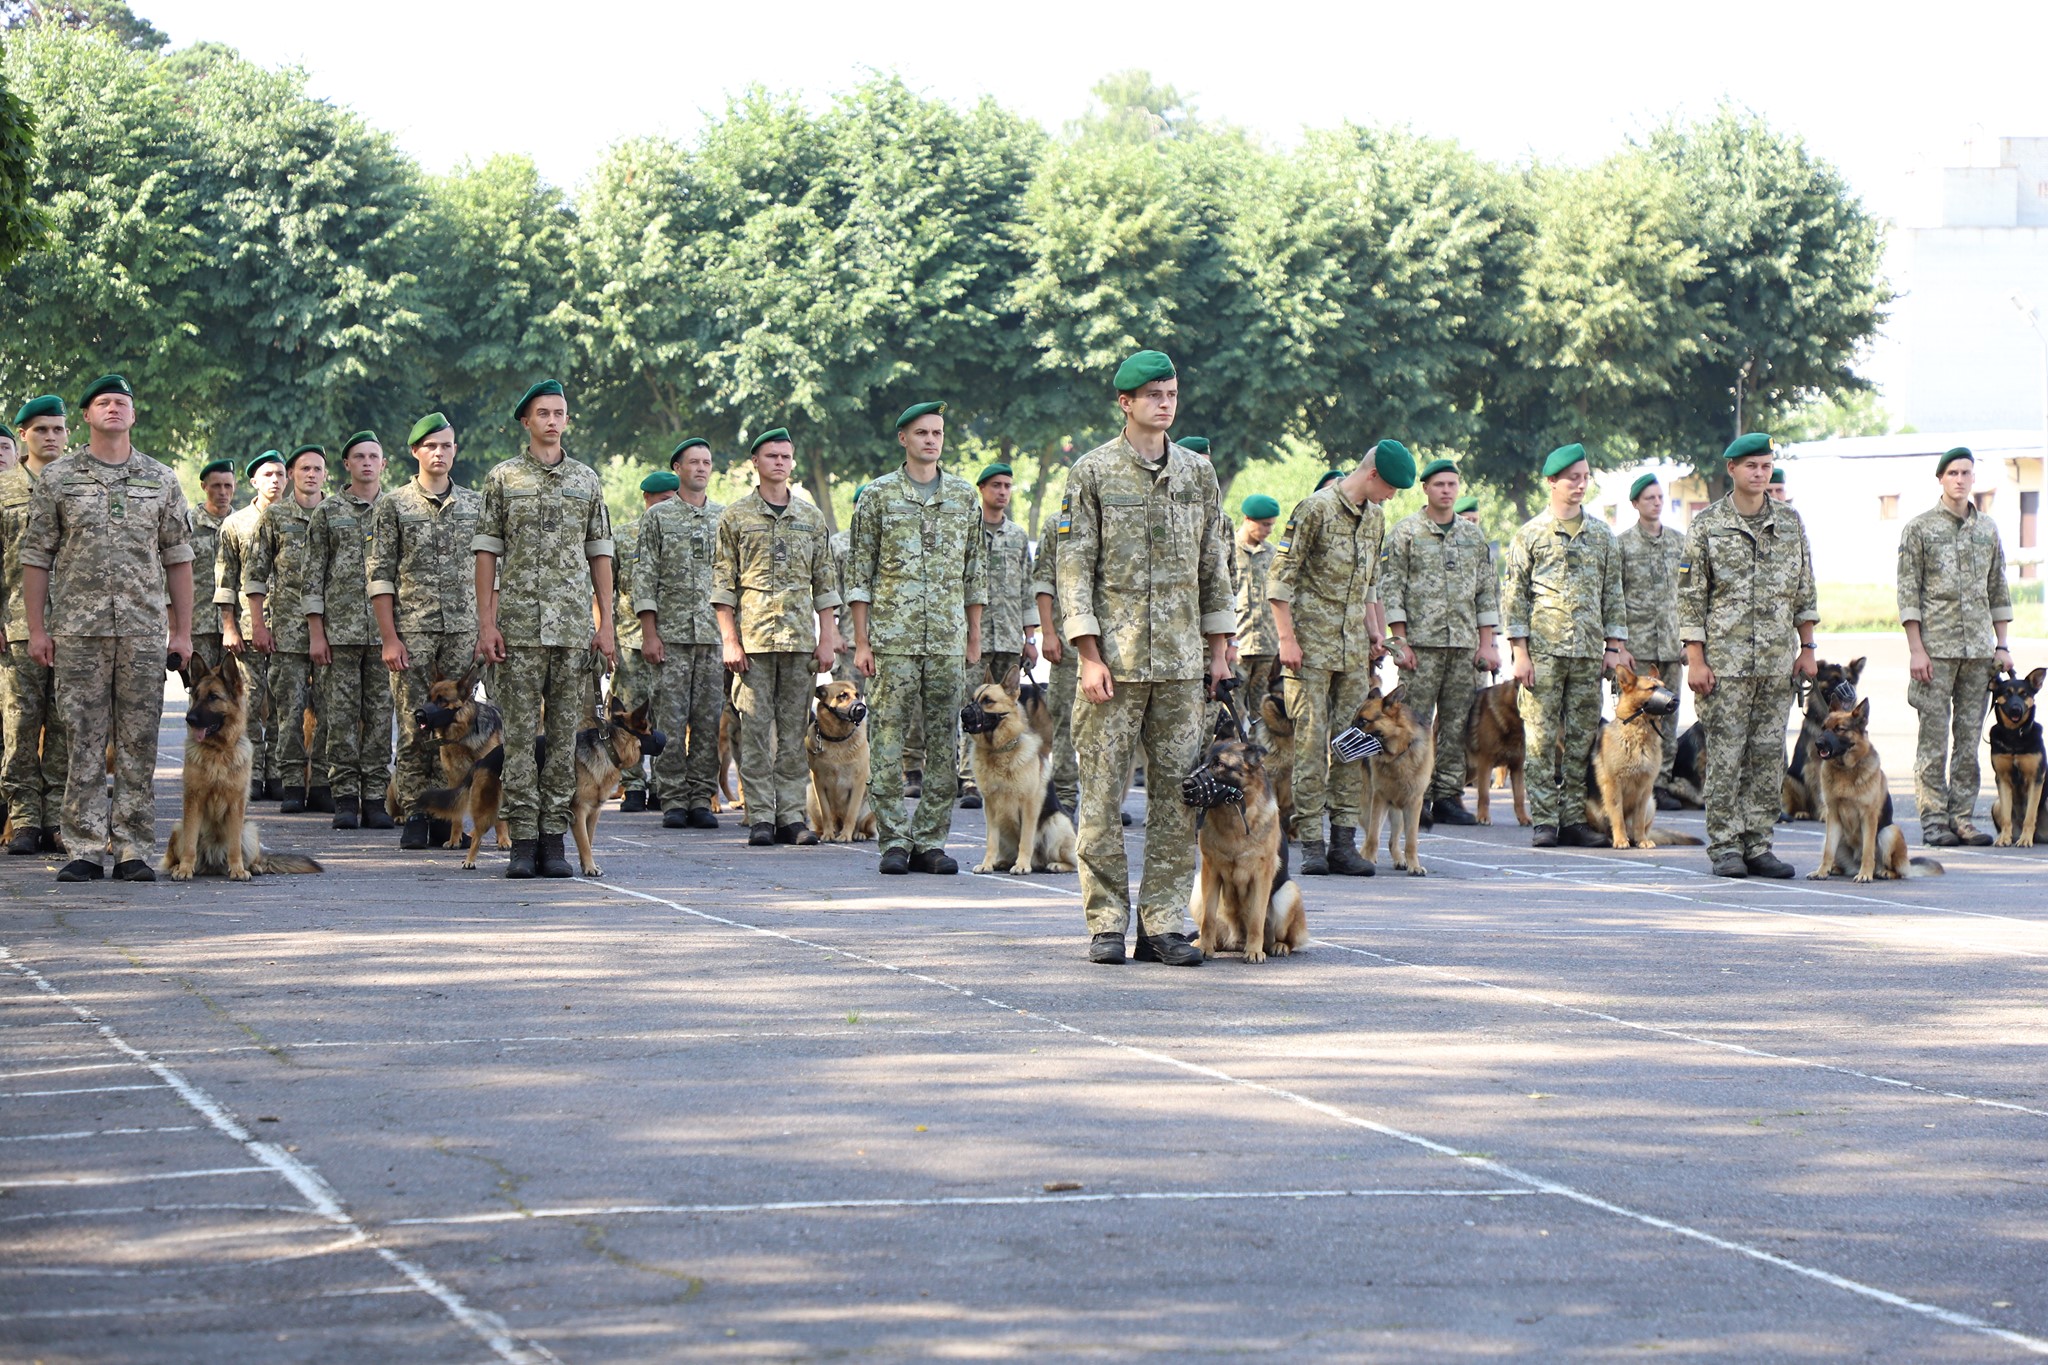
6, 1235, 383, 1277
0, 1282, 430, 1323
0, 1061, 141, 1081
3, 1166, 271, 1189
0, 1083, 169, 1099
589, 876, 2048, 1359
0, 1125, 202, 1144
394, 1187, 1538, 1225
0, 1202, 326, 1225
0, 947, 558, 1365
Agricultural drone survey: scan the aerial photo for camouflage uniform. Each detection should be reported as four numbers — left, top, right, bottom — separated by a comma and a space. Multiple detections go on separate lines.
609, 518, 652, 796
304, 489, 391, 804
1617, 520, 1685, 788
1678, 498, 1819, 862
1032, 512, 1079, 812
829, 528, 857, 685
21, 450, 192, 864
367, 478, 483, 816
216, 501, 276, 787
964, 511, 1035, 776
187, 505, 227, 670
1233, 529, 1279, 709
1502, 511, 1626, 830
710, 491, 839, 828
0, 464, 70, 835
473, 448, 613, 841
1268, 484, 1385, 842
1381, 509, 1500, 800
847, 469, 986, 854
633, 494, 726, 813
1896, 501, 2010, 838
1055, 436, 1233, 936
246, 497, 327, 792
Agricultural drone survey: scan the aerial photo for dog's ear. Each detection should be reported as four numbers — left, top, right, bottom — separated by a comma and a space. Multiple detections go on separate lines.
1383, 682, 1406, 707
1613, 665, 1637, 691
1002, 664, 1021, 697
1247, 742, 1268, 762
2029, 667, 2047, 695
430, 664, 445, 686
1847, 656, 1867, 683
630, 699, 652, 731
815, 684, 829, 703
217, 655, 243, 699
1851, 696, 1871, 725
456, 667, 479, 700
1637, 663, 1661, 683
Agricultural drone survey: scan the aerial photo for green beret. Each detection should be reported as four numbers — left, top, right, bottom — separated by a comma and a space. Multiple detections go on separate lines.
749, 427, 792, 454
511, 378, 564, 420
1768, 468, 1786, 485
1722, 432, 1773, 464
1241, 494, 1280, 521
339, 430, 379, 457
286, 443, 326, 469
1418, 457, 1458, 483
1178, 436, 1210, 456
0, 422, 10, 442
199, 458, 235, 481
669, 437, 710, 465
80, 374, 133, 408
1113, 349, 1176, 392
1315, 469, 1344, 491
975, 462, 1013, 486
1542, 443, 1588, 478
853, 482, 869, 503
1372, 438, 1417, 490
408, 412, 451, 447
895, 401, 946, 430
1453, 494, 1479, 514
13, 395, 63, 426
1936, 446, 1973, 475
244, 450, 283, 478
640, 470, 680, 494
1629, 473, 1659, 502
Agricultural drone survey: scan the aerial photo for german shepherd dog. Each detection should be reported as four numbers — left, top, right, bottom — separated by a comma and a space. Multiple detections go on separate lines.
416, 673, 511, 868
1582, 666, 1702, 848
570, 698, 665, 877
714, 691, 743, 814
1666, 721, 1707, 809
1989, 666, 2048, 846
805, 681, 877, 842
1256, 667, 1295, 828
1188, 706, 1304, 963
959, 666, 1077, 874
1808, 699, 1944, 882
1465, 679, 1529, 826
1783, 656, 1865, 821
1351, 685, 1433, 875
162, 656, 322, 880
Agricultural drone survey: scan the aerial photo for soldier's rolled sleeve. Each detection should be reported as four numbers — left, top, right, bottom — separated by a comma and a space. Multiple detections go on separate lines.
1196, 484, 1235, 638
1895, 522, 1925, 624
1266, 505, 1310, 607
158, 482, 194, 566
1477, 550, 1501, 629
1379, 529, 1409, 625
301, 515, 330, 617
366, 498, 397, 599
810, 526, 841, 613
963, 514, 988, 608
583, 488, 614, 562
844, 497, 878, 605
1677, 522, 1710, 643
1794, 524, 1819, 624
244, 523, 275, 598
1601, 536, 1627, 640
213, 536, 240, 606
630, 511, 660, 617
708, 510, 741, 610
1501, 532, 1532, 640
20, 477, 58, 571
1056, 470, 1103, 642
473, 476, 506, 557
1989, 533, 2013, 623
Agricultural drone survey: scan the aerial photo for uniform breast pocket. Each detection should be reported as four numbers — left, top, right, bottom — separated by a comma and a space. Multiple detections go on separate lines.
503, 487, 540, 536
739, 530, 776, 590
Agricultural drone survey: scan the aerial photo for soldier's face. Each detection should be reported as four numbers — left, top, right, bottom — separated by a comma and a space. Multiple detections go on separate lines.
1634, 485, 1665, 522
1458, 509, 1480, 524
674, 448, 713, 494
643, 491, 674, 510
980, 475, 1012, 515
1244, 516, 1275, 545
522, 397, 568, 445
202, 472, 236, 513
898, 416, 945, 463
253, 463, 287, 500
0, 436, 15, 471
1940, 460, 1975, 502
752, 441, 795, 487
1547, 462, 1589, 510
414, 431, 457, 480
290, 455, 327, 497
1729, 456, 1772, 498
1118, 379, 1177, 432
85, 393, 134, 435
1424, 472, 1460, 513
343, 443, 385, 489
21, 416, 67, 461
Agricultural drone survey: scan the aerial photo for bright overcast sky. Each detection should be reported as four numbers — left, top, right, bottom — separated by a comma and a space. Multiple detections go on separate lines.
138, 0, 2048, 220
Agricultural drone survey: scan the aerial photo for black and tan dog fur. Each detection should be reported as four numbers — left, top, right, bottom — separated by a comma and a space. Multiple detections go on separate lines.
1783, 656, 1865, 822
959, 666, 1076, 875
570, 698, 664, 878
1352, 684, 1433, 876
1189, 707, 1304, 963
1256, 667, 1295, 829
416, 671, 511, 868
1465, 679, 1529, 827
1583, 666, 1702, 849
1989, 666, 2047, 847
805, 680, 876, 842
1807, 699, 1943, 882
162, 655, 322, 880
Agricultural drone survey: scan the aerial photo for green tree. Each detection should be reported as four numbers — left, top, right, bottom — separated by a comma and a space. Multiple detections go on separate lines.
1, 0, 167, 50
0, 33, 40, 269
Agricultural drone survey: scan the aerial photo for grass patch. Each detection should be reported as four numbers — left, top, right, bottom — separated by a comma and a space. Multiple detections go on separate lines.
1819, 580, 2048, 638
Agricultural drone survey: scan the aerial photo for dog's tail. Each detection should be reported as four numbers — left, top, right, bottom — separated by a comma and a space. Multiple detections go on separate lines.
251, 851, 323, 875
1647, 826, 1705, 846
1905, 855, 1945, 878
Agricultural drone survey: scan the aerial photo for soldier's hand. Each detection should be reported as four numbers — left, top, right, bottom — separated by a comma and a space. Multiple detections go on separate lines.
1226, 643, 1240, 668
382, 638, 410, 673
1512, 651, 1535, 688
723, 640, 749, 674
476, 623, 506, 664
1080, 655, 1114, 704
642, 630, 665, 667
1475, 642, 1500, 673
167, 634, 191, 672
1277, 638, 1303, 672
1041, 634, 1063, 666
1022, 637, 1040, 670
1690, 660, 1715, 696
28, 631, 53, 668
1792, 649, 1818, 681
309, 637, 331, 667
1394, 640, 1417, 672
1908, 647, 1934, 684
224, 625, 244, 655
252, 622, 274, 655
813, 640, 834, 674
854, 643, 876, 678
592, 626, 619, 669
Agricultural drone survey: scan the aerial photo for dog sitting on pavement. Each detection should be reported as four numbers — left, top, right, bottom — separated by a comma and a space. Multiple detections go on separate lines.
414, 672, 511, 866
1782, 656, 1865, 822
1350, 685, 1433, 876
567, 698, 665, 878
162, 655, 323, 881
805, 681, 877, 842
1989, 665, 2047, 846
1807, 698, 1944, 882
1187, 704, 1304, 963
1582, 666, 1703, 850
959, 666, 1076, 876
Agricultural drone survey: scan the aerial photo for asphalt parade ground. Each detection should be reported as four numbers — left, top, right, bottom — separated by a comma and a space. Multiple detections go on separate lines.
3, 635, 2045, 1361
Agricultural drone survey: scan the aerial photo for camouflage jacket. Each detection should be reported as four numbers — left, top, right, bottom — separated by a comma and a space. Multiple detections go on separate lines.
1267, 484, 1385, 673
845, 468, 986, 656
1678, 496, 1819, 678
188, 506, 226, 639
0, 463, 44, 643
1502, 509, 1626, 660
1233, 533, 1278, 656
21, 450, 193, 639
978, 514, 1035, 655
613, 519, 644, 650
632, 494, 725, 648
1031, 497, 1064, 638
1615, 521, 1683, 661
473, 448, 613, 650
214, 500, 272, 628
303, 490, 379, 648
710, 490, 840, 655
1896, 501, 2011, 658
1055, 435, 1233, 682
245, 496, 324, 653
829, 528, 855, 657
1380, 510, 1500, 650
366, 478, 482, 640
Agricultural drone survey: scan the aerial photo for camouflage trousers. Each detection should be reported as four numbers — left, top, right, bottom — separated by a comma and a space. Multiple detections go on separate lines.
1401, 645, 1476, 801
391, 631, 479, 817
53, 633, 163, 865
1519, 652, 1603, 829
232, 649, 275, 785
1908, 655, 1995, 836
1073, 678, 1202, 937
958, 651, 1020, 784
611, 647, 656, 794
498, 645, 593, 840
2, 642, 69, 831
189, 633, 226, 672
1633, 658, 1684, 789
1047, 650, 1079, 812
734, 651, 816, 829
1696, 673, 1792, 861
267, 651, 327, 791
1239, 655, 1276, 716
1284, 664, 1373, 840
869, 652, 963, 854
650, 643, 724, 812
318, 645, 394, 801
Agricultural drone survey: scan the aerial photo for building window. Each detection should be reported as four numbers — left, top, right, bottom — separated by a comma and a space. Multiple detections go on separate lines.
1879, 494, 1899, 520
1976, 491, 1996, 514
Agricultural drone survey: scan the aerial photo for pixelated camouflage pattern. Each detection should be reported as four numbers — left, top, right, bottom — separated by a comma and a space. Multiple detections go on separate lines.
473, 449, 613, 650
1073, 679, 1205, 936
1232, 534, 1278, 656
54, 634, 164, 864
21, 450, 193, 638
366, 478, 484, 638
1677, 497, 1819, 678
1896, 502, 2011, 660
304, 490, 379, 648
650, 641, 724, 810
1518, 652, 1603, 829
2, 648, 67, 829
1380, 510, 1499, 649
1285, 663, 1373, 839
497, 645, 594, 838
244, 497, 321, 653
319, 643, 393, 799
867, 652, 961, 852
1910, 655, 1996, 835
1399, 644, 1477, 801
733, 650, 815, 827
845, 469, 986, 657
710, 492, 839, 656
187, 505, 225, 641
1616, 521, 1684, 662
1698, 673, 1793, 861
1267, 485, 1384, 673
632, 495, 725, 647
1502, 510, 1625, 660
978, 514, 1034, 655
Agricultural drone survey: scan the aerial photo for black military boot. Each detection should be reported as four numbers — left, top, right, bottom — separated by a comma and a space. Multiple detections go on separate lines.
7, 826, 41, 856
686, 807, 718, 829
38, 827, 62, 854
958, 782, 982, 810
249, 779, 265, 803
111, 859, 155, 882
748, 822, 775, 846
1087, 932, 1127, 964
1530, 825, 1560, 848
57, 859, 104, 882
1326, 826, 1376, 877
400, 815, 432, 850
621, 790, 646, 813
263, 778, 285, 802
1132, 931, 1203, 966
908, 847, 958, 874
1298, 838, 1329, 875
902, 768, 923, 799
537, 832, 574, 878
308, 786, 335, 814
1431, 795, 1477, 826
879, 847, 911, 875
331, 796, 360, 830
279, 785, 307, 814
362, 801, 395, 830
1560, 822, 1607, 847
505, 839, 538, 878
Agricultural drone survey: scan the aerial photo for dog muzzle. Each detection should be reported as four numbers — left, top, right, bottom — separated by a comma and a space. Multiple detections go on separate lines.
842, 702, 868, 726
1329, 726, 1385, 761
959, 704, 996, 735
414, 703, 457, 732
638, 728, 668, 757
1813, 731, 1850, 760
1826, 681, 1857, 708
185, 709, 223, 741
1181, 764, 1246, 811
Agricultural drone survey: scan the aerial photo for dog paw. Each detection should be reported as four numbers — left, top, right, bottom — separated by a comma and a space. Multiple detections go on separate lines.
582, 864, 602, 879
1008, 863, 1032, 876
1516, 817, 1532, 827
1851, 872, 1874, 884
1046, 861, 1074, 873
972, 861, 998, 875
1633, 840, 1657, 850
168, 866, 193, 882
1244, 947, 1267, 964
1994, 835, 2013, 847
1407, 865, 1426, 877
227, 868, 251, 882
1271, 942, 1292, 956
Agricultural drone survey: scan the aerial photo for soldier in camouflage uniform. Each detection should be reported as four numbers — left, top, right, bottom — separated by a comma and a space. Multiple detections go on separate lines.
369, 413, 485, 850
474, 380, 618, 879
187, 459, 235, 672
847, 403, 985, 874
1056, 351, 1234, 966
245, 445, 330, 814
1898, 445, 2011, 847
611, 470, 676, 811
2, 394, 73, 855
711, 427, 840, 847
1032, 488, 1080, 815
1680, 433, 1819, 878
218, 450, 287, 801
829, 484, 865, 687
1269, 437, 1416, 875
960, 460, 1037, 807
304, 432, 393, 831
637, 438, 726, 830
21, 375, 194, 882
1616, 473, 1687, 804
1232, 493, 1281, 709
1504, 443, 1630, 848
1381, 458, 1500, 826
